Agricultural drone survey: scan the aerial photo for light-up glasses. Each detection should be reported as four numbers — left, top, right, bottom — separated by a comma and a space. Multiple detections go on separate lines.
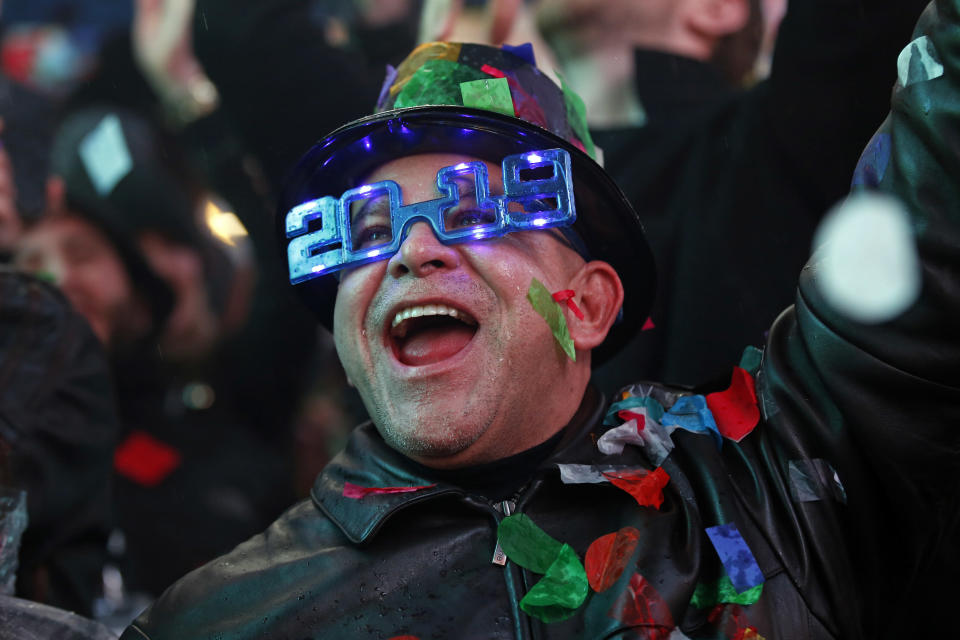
285, 148, 576, 283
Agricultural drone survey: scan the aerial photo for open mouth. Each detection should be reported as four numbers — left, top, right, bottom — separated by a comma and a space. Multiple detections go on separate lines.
389, 303, 479, 367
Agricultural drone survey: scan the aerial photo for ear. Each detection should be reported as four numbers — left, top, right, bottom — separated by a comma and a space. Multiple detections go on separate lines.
565, 260, 624, 352
686, 0, 750, 40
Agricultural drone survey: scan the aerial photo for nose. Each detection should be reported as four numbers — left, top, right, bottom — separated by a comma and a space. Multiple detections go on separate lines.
387, 221, 461, 278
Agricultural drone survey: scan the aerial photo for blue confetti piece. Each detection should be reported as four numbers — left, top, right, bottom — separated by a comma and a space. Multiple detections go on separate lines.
661, 395, 722, 450
705, 523, 764, 593
604, 396, 665, 426
501, 42, 536, 66
852, 132, 891, 188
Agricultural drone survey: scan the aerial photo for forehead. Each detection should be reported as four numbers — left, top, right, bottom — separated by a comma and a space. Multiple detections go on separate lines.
365, 153, 504, 196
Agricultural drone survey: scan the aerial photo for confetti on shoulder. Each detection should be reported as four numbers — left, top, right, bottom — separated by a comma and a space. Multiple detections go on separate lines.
343, 482, 437, 499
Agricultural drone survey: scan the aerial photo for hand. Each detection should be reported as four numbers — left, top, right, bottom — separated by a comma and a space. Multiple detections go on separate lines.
0, 119, 23, 253
132, 0, 218, 125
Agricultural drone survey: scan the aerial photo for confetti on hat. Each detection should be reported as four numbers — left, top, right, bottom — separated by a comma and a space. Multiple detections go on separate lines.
704, 523, 764, 593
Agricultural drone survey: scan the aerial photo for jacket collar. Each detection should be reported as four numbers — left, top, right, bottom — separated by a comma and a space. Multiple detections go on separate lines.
311, 385, 607, 544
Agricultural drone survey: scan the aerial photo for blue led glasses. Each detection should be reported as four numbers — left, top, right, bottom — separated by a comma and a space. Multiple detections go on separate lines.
285, 148, 576, 283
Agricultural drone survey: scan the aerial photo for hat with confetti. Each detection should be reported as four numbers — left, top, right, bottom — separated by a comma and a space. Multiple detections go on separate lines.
280, 42, 655, 362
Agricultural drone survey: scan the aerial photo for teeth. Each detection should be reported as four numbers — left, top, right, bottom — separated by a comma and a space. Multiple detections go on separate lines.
390, 303, 477, 338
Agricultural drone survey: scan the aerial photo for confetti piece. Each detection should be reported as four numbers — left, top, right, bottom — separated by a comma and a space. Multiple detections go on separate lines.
642, 317, 656, 331
480, 63, 505, 78
735, 627, 765, 640
897, 35, 944, 87
585, 527, 641, 592
387, 636, 420, 640
616, 383, 687, 412
607, 572, 675, 631
704, 523, 764, 593
460, 76, 516, 116
79, 113, 133, 196
690, 575, 763, 608
498, 514, 563, 574
394, 59, 486, 109
707, 603, 760, 639
501, 42, 536, 66
788, 459, 847, 504
852, 132, 891, 188
114, 431, 181, 487
604, 396, 664, 426
342, 482, 436, 499
528, 277, 576, 361
661, 395, 722, 449
705, 367, 759, 442
376, 64, 398, 111
556, 71, 596, 159
557, 463, 639, 485
597, 413, 674, 467
519, 543, 589, 622
603, 467, 670, 509
738, 346, 763, 376
551, 289, 585, 320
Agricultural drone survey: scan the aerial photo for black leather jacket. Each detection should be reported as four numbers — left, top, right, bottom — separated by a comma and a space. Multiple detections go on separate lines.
122, 2, 960, 638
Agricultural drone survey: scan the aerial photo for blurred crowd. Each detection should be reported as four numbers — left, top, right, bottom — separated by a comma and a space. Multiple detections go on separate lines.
0, 0, 927, 636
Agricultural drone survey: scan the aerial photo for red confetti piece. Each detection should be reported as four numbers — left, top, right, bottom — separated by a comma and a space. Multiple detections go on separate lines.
387, 636, 420, 640
585, 527, 641, 593
480, 64, 505, 78
617, 409, 647, 431
602, 467, 670, 509
551, 289, 585, 320
705, 366, 760, 442
114, 430, 182, 487
342, 482, 436, 499
708, 604, 758, 639
607, 572, 674, 633
642, 317, 656, 331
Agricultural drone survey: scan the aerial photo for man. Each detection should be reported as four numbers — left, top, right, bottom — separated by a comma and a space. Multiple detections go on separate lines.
123, 6, 958, 638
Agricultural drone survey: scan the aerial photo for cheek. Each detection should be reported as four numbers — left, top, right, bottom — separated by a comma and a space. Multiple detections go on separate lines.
332, 264, 386, 358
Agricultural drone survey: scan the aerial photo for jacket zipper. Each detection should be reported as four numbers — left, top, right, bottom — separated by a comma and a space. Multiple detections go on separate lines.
491, 499, 516, 565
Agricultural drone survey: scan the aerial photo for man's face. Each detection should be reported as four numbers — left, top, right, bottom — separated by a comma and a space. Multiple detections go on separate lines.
15, 214, 145, 346
333, 153, 587, 467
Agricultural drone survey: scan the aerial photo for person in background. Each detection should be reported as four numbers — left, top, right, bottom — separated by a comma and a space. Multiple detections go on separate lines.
15, 107, 294, 600
0, 269, 118, 619
533, 0, 931, 391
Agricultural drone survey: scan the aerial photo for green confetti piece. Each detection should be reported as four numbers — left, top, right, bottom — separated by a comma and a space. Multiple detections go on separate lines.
32, 271, 57, 284
556, 71, 596, 160
498, 513, 563, 574
394, 59, 487, 109
527, 278, 576, 362
738, 346, 763, 376
519, 543, 589, 623
689, 575, 764, 608
459, 77, 515, 117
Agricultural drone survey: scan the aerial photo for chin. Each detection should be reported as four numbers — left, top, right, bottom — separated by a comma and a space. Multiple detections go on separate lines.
375, 408, 489, 462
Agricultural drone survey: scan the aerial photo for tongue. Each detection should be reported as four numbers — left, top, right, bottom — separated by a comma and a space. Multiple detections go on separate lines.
397, 324, 475, 366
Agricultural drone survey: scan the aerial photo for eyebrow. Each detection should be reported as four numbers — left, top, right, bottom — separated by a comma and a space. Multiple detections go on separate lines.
351, 194, 391, 224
